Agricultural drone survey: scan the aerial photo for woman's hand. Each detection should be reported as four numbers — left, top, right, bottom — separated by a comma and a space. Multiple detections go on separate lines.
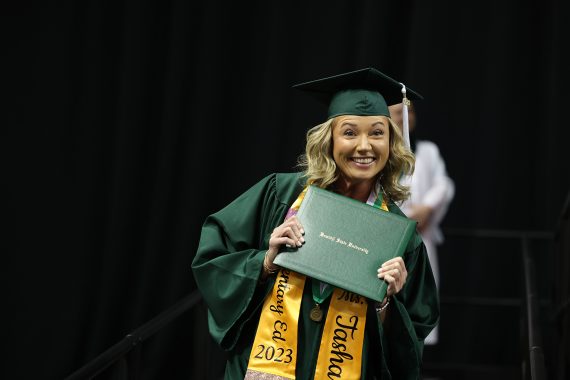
265, 216, 305, 271
377, 257, 408, 297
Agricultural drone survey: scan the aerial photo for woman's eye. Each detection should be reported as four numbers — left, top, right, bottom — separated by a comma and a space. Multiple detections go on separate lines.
343, 129, 355, 136
371, 129, 384, 136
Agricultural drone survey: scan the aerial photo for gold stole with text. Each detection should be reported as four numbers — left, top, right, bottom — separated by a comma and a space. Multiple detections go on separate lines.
245, 189, 388, 380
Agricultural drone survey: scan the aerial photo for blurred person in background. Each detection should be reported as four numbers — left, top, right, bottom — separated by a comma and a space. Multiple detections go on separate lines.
389, 101, 454, 345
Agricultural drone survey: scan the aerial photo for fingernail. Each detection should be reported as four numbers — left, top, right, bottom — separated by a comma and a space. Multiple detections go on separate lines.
300, 228, 305, 235
300, 237, 305, 243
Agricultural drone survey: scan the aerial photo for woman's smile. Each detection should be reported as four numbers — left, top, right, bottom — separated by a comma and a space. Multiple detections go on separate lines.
350, 156, 376, 166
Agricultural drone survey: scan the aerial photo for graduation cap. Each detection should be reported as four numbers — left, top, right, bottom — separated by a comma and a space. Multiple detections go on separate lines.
293, 67, 423, 149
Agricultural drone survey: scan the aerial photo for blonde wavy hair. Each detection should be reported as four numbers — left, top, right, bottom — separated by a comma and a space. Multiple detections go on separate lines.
297, 116, 415, 203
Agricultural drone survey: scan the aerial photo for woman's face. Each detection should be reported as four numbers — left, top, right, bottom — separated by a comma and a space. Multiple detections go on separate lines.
332, 115, 390, 186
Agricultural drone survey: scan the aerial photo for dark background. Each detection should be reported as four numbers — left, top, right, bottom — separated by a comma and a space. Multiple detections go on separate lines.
4, 1, 569, 379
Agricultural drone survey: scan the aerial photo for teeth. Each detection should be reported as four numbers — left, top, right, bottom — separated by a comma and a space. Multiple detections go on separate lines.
352, 158, 374, 164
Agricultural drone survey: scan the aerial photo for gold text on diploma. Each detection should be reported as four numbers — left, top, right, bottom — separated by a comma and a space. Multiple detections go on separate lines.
318, 232, 369, 254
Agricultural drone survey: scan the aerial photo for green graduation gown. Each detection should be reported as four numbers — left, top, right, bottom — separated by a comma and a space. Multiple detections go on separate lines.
192, 173, 439, 379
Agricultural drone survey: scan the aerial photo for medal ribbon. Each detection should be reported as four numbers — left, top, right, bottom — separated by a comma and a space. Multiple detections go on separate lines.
246, 185, 388, 379
311, 280, 333, 304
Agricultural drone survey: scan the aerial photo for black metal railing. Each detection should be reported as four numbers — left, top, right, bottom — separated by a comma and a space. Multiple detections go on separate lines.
425, 227, 553, 380
521, 236, 547, 380
553, 191, 570, 380
65, 290, 202, 380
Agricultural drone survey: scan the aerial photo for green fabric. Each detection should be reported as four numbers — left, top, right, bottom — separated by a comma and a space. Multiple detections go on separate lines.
292, 67, 424, 116
311, 280, 333, 304
192, 172, 439, 380
328, 89, 389, 119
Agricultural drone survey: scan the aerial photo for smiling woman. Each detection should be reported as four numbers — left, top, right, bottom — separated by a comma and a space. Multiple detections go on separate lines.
192, 67, 439, 380
332, 115, 390, 201
300, 114, 414, 204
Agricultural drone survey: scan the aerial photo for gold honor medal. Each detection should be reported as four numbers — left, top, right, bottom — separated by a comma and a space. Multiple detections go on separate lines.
310, 303, 323, 322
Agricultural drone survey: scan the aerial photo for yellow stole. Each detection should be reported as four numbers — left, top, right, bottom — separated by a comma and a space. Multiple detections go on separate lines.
245, 188, 389, 380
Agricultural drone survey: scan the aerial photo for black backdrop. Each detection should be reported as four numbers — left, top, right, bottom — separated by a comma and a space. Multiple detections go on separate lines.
4, 1, 570, 379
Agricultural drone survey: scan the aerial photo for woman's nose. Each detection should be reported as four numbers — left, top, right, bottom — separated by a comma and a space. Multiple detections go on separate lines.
357, 135, 372, 150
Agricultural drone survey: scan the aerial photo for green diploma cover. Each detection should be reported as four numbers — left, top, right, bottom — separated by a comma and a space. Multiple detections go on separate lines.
273, 186, 416, 302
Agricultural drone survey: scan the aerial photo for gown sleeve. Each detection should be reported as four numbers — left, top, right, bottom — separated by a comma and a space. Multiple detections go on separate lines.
380, 211, 440, 379
191, 174, 290, 351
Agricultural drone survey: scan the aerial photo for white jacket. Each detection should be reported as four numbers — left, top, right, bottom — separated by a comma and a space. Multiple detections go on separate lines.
400, 140, 455, 248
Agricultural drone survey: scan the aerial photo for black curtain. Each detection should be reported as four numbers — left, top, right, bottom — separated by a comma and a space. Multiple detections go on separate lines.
4, 1, 569, 379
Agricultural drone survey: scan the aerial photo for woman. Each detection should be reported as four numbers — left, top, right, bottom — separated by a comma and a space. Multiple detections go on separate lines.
192, 68, 439, 379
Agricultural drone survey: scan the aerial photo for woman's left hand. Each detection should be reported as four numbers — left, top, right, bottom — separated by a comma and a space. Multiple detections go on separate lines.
377, 257, 408, 297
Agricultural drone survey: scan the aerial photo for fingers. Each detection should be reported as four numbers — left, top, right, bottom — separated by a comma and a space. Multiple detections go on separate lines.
284, 216, 305, 245
285, 216, 305, 241
268, 216, 305, 254
282, 226, 304, 247
285, 215, 304, 233
377, 258, 408, 296
382, 273, 397, 296
378, 272, 402, 297
273, 236, 299, 250
381, 257, 405, 269
379, 258, 407, 278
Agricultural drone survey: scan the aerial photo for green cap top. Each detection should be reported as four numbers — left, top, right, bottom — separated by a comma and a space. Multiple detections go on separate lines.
292, 67, 423, 119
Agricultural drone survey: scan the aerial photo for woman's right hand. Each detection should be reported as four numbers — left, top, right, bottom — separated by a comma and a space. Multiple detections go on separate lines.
265, 216, 305, 269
